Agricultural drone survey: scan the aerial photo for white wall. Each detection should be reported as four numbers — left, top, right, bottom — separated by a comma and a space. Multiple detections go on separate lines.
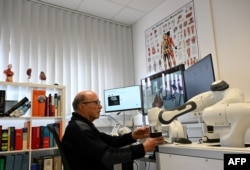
132, 0, 250, 102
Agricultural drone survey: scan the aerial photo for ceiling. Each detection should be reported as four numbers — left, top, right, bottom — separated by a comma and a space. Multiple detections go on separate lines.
32, 0, 166, 25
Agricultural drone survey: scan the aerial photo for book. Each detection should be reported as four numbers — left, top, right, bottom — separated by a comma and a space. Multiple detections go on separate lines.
49, 128, 54, 147
15, 128, 23, 150
13, 154, 23, 170
53, 155, 62, 170
54, 93, 58, 116
0, 125, 2, 151
0, 156, 5, 170
4, 154, 14, 170
40, 126, 50, 148
43, 155, 53, 170
45, 95, 50, 117
5, 97, 29, 116
31, 126, 40, 149
50, 94, 55, 117
32, 90, 46, 117
48, 94, 52, 116
24, 121, 31, 149
38, 92, 46, 117
8, 127, 15, 151
30, 163, 38, 170
22, 127, 28, 150
21, 153, 29, 170
33, 157, 43, 170
57, 95, 61, 116
10, 101, 31, 117
0, 90, 5, 117
1, 129, 8, 151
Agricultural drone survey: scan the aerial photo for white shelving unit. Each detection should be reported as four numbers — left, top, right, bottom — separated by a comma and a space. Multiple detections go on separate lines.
0, 81, 66, 169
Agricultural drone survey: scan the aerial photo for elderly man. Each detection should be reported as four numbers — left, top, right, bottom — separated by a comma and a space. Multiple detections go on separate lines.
62, 90, 164, 170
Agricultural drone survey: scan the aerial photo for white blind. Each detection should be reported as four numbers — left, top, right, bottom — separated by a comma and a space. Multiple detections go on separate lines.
0, 0, 135, 115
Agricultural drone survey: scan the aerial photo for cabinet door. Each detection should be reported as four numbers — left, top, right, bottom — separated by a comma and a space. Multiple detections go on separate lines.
158, 153, 223, 170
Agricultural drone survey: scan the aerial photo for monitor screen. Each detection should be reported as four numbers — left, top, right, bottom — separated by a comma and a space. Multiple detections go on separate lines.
184, 53, 215, 100
103, 85, 142, 113
141, 64, 186, 115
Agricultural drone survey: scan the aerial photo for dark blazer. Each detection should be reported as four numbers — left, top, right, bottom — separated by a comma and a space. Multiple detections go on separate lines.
62, 112, 145, 170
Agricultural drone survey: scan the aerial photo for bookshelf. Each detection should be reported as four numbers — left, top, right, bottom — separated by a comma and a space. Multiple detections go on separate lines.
0, 81, 66, 170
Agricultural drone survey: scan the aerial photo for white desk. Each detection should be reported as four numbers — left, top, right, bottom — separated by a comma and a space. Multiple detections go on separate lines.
156, 143, 250, 170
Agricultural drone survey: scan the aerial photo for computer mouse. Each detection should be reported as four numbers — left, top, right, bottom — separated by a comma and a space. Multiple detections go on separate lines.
174, 137, 192, 144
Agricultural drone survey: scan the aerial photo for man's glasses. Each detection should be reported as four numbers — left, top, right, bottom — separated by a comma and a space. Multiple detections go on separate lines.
82, 100, 101, 105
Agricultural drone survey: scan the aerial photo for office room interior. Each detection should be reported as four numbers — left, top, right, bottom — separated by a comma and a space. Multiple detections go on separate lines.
1, 0, 250, 170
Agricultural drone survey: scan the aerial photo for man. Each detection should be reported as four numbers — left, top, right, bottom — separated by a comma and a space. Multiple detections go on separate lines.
62, 90, 165, 170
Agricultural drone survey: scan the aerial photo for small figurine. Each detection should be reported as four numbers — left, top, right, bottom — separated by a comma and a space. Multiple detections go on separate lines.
26, 68, 32, 79
39, 71, 46, 81
3, 64, 14, 82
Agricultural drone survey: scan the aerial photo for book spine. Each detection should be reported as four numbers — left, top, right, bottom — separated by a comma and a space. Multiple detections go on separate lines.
5, 97, 29, 116
3, 154, 14, 170
22, 127, 28, 150
42, 155, 54, 170
15, 128, 23, 150
40, 126, 50, 148
54, 93, 58, 116
1, 129, 8, 151
0, 125, 2, 151
8, 126, 15, 151
21, 153, 29, 170
53, 155, 62, 170
33, 157, 43, 170
13, 154, 23, 170
57, 95, 61, 116
13, 101, 31, 117
24, 121, 31, 149
0, 90, 5, 117
31, 126, 40, 149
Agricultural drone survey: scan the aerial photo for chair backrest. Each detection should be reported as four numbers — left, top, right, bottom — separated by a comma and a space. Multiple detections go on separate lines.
47, 124, 71, 170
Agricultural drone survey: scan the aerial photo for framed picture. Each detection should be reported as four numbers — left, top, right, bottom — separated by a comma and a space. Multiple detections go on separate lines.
145, 1, 199, 74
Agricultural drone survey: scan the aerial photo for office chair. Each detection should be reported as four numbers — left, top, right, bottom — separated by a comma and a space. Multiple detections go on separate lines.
47, 124, 71, 170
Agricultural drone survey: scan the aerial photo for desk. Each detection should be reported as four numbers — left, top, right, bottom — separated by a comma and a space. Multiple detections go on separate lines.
156, 143, 250, 170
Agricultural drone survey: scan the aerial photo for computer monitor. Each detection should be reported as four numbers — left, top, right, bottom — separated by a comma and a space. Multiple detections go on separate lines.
184, 53, 215, 100
141, 64, 186, 115
103, 85, 142, 113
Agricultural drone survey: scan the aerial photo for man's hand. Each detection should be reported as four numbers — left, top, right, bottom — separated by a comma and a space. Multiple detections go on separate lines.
131, 126, 150, 140
143, 136, 165, 152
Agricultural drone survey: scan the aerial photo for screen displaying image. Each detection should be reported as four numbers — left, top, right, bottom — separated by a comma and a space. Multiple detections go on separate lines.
141, 64, 186, 115
104, 85, 142, 113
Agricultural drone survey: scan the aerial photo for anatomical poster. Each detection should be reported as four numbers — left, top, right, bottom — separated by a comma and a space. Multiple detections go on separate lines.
145, 1, 199, 74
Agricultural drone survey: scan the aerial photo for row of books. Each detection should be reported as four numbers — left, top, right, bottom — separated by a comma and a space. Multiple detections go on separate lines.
0, 89, 62, 117
0, 153, 29, 170
31, 154, 62, 170
31, 90, 62, 117
0, 121, 62, 152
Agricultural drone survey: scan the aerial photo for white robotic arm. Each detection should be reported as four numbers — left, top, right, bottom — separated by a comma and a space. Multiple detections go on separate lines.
148, 80, 248, 147
156, 80, 230, 124
203, 103, 250, 147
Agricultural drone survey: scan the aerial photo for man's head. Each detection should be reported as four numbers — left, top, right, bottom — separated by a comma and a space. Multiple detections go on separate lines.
72, 91, 102, 122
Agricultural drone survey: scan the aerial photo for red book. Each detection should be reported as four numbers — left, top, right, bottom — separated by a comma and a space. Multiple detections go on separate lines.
31, 126, 40, 149
15, 128, 23, 150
